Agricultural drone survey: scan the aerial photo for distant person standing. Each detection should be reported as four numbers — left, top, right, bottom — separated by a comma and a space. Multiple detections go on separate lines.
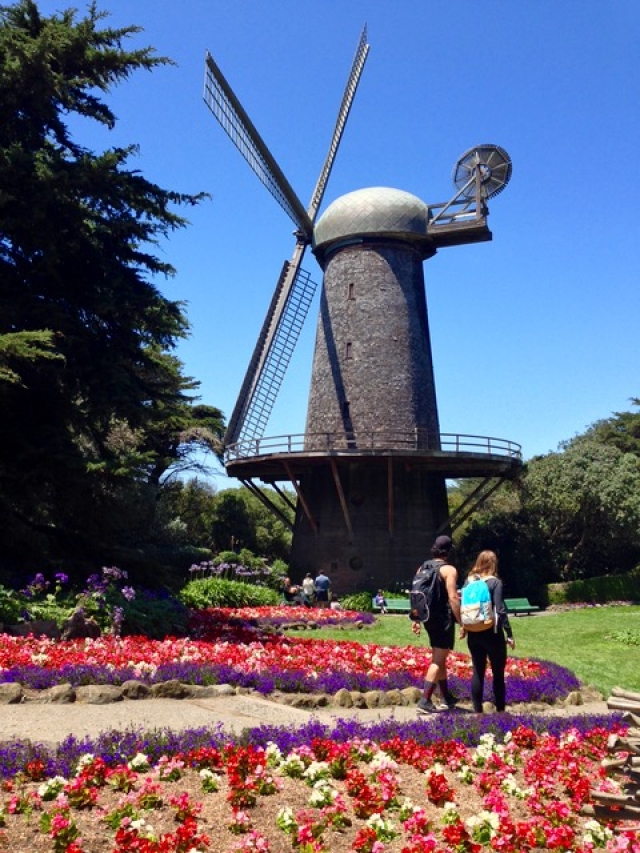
460, 550, 515, 714
314, 570, 331, 607
302, 572, 315, 602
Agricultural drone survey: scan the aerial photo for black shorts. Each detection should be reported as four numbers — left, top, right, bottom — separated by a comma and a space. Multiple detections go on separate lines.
424, 619, 455, 651
315, 589, 329, 602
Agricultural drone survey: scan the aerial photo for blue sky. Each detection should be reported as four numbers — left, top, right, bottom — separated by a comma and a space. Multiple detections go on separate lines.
37, 1, 640, 488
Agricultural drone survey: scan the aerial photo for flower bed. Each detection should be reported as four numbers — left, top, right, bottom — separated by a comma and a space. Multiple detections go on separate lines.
190, 605, 376, 629
0, 627, 575, 706
0, 608, 637, 849
0, 721, 637, 851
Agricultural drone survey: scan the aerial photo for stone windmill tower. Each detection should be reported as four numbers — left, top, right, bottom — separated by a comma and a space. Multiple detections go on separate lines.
203, 28, 522, 593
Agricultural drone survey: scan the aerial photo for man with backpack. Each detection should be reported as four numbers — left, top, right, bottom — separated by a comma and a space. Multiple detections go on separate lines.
410, 535, 461, 714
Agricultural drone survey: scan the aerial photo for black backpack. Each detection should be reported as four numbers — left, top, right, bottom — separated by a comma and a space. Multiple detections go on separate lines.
409, 560, 444, 623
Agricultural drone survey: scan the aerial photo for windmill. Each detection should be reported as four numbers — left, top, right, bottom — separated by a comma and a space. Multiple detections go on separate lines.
203, 28, 522, 594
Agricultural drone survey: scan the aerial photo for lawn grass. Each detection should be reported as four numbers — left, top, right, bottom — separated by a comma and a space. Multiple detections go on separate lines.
299, 605, 640, 696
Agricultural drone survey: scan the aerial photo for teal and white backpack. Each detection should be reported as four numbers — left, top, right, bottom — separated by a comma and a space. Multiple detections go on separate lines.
460, 574, 495, 631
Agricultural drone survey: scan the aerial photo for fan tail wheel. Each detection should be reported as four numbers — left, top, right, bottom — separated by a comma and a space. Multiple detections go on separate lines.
453, 144, 512, 199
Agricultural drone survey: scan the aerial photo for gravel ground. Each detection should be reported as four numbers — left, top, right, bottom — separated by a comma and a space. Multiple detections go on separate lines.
0, 692, 613, 748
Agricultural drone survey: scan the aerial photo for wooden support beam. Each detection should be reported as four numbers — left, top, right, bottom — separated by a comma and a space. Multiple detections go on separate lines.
239, 479, 293, 531
330, 458, 353, 537
283, 460, 318, 533
387, 457, 394, 536
271, 481, 297, 514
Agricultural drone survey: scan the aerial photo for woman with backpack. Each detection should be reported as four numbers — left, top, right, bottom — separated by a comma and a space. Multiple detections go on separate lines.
460, 550, 515, 714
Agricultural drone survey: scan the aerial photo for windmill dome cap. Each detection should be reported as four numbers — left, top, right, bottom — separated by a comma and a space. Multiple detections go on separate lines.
313, 186, 429, 250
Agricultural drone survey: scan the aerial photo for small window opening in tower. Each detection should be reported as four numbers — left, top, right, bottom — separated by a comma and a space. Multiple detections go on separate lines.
348, 281, 355, 300
345, 341, 353, 359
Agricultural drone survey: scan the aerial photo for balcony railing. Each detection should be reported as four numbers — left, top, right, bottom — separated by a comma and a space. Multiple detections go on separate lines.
225, 431, 522, 464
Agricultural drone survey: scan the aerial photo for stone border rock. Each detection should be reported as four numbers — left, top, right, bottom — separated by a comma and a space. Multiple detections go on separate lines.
0, 679, 605, 716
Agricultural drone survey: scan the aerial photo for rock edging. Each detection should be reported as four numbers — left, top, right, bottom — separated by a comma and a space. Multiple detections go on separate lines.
0, 679, 605, 714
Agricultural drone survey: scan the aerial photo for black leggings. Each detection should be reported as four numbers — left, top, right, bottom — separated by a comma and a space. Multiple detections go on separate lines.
466, 630, 507, 712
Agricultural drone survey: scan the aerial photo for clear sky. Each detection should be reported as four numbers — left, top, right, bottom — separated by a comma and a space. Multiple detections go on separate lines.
36, 0, 640, 488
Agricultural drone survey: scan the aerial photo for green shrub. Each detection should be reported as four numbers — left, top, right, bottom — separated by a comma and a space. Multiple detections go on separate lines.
0, 585, 24, 624
179, 577, 280, 609
17, 595, 75, 625
269, 558, 289, 589
189, 550, 288, 592
9, 568, 190, 638
547, 569, 640, 605
119, 592, 190, 639
339, 591, 373, 613
0, 573, 76, 627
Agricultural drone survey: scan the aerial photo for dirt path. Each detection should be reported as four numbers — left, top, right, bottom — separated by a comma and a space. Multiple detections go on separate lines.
0, 693, 614, 748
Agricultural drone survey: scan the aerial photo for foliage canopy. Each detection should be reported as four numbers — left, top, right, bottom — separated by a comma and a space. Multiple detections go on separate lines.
0, 1, 223, 578
453, 400, 640, 592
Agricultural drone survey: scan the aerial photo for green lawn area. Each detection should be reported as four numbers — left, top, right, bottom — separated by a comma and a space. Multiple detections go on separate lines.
299, 605, 640, 697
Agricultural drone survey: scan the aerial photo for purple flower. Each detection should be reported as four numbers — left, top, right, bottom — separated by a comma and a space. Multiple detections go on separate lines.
0, 712, 622, 782
102, 566, 127, 582
121, 586, 136, 602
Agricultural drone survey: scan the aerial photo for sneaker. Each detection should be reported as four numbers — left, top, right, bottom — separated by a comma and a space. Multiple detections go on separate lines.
437, 695, 459, 711
416, 697, 437, 715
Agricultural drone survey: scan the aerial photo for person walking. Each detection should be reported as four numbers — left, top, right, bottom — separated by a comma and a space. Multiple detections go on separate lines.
313, 570, 331, 607
412, 535, 461, 713
460, 550, 515, 713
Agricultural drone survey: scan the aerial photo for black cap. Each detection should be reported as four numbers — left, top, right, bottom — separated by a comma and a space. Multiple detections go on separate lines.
433, 535, 453, 551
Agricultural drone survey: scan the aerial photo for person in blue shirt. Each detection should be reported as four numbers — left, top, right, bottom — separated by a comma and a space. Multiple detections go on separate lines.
314, 571, 331, 607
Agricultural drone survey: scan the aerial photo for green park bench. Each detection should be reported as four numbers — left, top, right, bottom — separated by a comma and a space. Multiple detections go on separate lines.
372, 597, 411, 613
504, 597, 540, 616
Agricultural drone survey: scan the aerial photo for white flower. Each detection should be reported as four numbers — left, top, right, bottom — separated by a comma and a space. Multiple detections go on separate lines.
128, 752, 150, 771
276, 806, 297, 832
582, 819, 613, 847
279, 753, 306, 777
130, 818, 155, 838
365, 813, 398, 841
302, 760, 330, 784
370, 752, 399, 771
38, 776, 67, 799
398, 797, 419, 820
75, 753, 94, 770
480, 810, 500, 831
265, 742, 282, 766
457, 764, 473, 784
308, 781, 337, 806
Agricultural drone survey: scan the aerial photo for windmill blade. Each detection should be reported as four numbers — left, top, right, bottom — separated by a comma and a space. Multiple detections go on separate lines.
307, 24, 370, 221
225, 242, 318, 447
223, 27, 370, 446
203, 51, 313, 239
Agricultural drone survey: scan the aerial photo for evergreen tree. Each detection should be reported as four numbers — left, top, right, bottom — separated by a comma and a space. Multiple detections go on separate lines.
0, 1, 219, 574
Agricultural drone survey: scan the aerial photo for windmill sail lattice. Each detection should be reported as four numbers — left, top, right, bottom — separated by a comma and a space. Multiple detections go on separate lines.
307, 25, 370, 219
203, 52, 312, 237
232, 261, 317, 444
